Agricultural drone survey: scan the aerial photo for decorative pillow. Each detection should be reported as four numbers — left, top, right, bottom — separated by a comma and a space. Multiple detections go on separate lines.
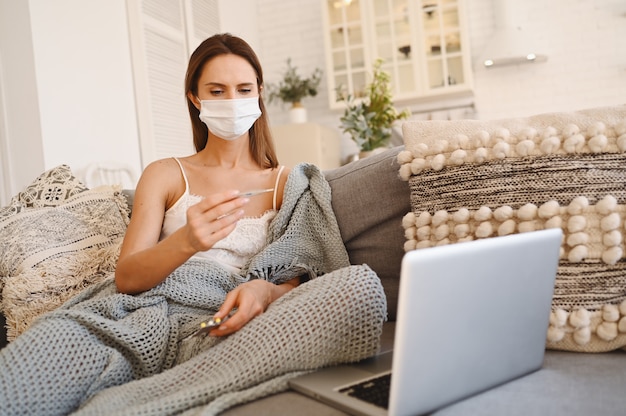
398, 105, 626, 352
0, 164, 88, 218
0, 167, 130, 340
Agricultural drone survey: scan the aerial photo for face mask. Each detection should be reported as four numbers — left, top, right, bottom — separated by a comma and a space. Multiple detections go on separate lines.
198, 97, 261, 140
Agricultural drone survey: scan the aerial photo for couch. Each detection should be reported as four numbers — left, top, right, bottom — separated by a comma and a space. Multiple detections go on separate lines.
2, 106, 626, 415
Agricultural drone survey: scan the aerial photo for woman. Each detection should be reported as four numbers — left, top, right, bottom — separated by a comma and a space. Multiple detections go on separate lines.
114, 33, 298, 336
0, 33, 386, 415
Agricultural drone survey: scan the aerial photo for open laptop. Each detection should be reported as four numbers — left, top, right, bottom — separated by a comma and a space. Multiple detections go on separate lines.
289, 228, 562, 416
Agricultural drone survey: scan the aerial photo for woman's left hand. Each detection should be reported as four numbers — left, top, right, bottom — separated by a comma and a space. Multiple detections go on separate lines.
209, 277, 299, 336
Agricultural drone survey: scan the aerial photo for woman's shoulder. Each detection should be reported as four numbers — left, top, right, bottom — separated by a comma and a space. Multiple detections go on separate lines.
144, 157, 183, 174
135, 157, 186, 203
139, 157, 188, 183
277, 165, 291, 177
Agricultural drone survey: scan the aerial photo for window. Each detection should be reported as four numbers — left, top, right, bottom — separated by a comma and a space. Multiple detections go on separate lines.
322, 0, 473, 109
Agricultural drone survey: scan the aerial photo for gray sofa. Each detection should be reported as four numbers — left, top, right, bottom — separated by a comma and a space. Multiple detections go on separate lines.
1, 146, 625, 415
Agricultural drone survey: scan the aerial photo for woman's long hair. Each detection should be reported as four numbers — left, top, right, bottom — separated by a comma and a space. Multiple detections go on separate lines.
185, 33, 278, 169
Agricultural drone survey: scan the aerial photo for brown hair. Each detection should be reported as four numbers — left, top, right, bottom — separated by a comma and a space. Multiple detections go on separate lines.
185, 33, 278, 168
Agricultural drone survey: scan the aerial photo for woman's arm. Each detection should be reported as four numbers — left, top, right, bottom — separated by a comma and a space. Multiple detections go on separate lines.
114, 159, 248, 294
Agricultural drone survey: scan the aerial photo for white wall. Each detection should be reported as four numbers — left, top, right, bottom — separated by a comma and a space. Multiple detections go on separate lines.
28, 0, 141, 182
0, 0, 141, 201
218, 0, 259, 52
467, 0, 626, 120
0, 0, 45, 203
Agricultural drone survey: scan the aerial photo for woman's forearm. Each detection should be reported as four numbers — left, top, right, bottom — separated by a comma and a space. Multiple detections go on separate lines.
270, 276, 301, 303
115, 229, 195, 294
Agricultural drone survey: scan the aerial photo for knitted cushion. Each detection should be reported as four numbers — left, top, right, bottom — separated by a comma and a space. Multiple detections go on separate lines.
398, 105, 626, 352
0, 164, 88, 218
0, 167, 129, 340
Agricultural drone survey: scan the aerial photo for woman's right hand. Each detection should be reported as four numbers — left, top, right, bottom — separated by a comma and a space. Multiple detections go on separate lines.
183, 192, 249, 253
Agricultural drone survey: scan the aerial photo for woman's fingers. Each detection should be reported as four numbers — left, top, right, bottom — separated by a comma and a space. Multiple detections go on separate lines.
184, 190, 249, 251
191, 190, 249, 220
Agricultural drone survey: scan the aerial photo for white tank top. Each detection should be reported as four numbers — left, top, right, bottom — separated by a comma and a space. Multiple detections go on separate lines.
160, 158, 284, 273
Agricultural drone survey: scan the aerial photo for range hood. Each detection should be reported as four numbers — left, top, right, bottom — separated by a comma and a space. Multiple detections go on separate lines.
479, 0, 547, 68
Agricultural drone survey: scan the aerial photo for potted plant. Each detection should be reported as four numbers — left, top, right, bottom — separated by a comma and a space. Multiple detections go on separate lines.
267, 58, 323, 123
336, 59, 410, 156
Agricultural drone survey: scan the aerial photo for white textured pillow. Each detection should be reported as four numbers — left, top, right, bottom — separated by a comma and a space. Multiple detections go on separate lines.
0, 183, 129, 340
0, 164, 88, 218
398, 105, 626, 352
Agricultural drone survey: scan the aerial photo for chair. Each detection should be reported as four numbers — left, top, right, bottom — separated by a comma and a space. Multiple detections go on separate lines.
84, 162, 137, 189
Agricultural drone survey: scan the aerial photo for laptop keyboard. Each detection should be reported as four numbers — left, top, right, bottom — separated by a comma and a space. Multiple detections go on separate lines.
338, 372, 391, 409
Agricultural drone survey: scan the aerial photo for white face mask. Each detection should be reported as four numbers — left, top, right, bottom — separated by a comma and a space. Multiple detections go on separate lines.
198, 97, 262, 140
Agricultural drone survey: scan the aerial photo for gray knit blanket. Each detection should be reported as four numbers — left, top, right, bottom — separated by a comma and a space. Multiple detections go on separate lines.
0, 163, 387, 416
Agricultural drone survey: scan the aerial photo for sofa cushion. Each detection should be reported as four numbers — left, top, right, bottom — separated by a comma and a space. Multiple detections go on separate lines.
0, 164, 88, 218
398, 105, 626, 352
325, 146, 410, 321
0, 166, 129, 340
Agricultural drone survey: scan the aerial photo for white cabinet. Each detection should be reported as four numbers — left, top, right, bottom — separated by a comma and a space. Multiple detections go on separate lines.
271, 123, 342, 170
322, 0, 473, 109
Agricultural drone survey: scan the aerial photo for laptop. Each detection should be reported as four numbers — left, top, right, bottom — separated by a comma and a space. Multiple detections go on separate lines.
289, 228, 562, 416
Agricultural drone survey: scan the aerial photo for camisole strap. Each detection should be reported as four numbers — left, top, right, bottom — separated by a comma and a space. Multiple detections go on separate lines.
272, 165, 285, 211
172, 157, 190, 195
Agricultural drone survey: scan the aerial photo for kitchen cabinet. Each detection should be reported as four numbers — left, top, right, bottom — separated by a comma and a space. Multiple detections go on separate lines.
322, 0, 473, 109
271, 123, 342, 170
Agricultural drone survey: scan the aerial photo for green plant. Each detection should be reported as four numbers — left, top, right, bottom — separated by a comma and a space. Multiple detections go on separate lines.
337, 59, 410, 152
267, 58, 323, 106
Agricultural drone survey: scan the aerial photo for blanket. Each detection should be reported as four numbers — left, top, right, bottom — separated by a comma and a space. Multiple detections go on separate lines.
0, 163, 387, 416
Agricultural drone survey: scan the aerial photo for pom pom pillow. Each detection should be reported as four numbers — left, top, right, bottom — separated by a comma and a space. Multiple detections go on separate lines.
0, 165, 129, 340
398, 105, 626, 352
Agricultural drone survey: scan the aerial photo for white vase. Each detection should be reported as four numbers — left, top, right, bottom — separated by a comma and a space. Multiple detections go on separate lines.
289, 104, 307, 124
